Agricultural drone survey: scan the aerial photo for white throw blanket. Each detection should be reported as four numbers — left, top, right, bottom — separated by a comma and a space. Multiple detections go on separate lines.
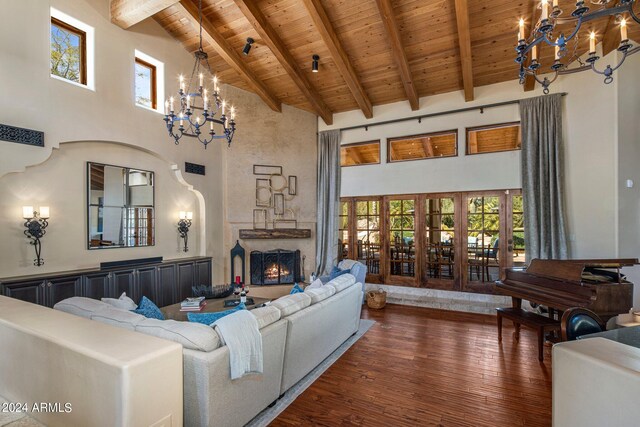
213, 310, 263, 380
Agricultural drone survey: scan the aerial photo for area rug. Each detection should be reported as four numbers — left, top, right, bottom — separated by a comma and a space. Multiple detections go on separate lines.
245, 318, 375, 427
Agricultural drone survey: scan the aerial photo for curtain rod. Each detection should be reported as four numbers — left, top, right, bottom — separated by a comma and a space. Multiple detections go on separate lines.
336, 92, 568, 133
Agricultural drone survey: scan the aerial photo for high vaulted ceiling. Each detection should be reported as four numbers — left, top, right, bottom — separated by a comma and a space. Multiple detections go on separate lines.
111, 0, 640, 124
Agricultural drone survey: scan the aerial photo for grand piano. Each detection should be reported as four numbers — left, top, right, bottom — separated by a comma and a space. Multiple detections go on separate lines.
496, 258, 637, 322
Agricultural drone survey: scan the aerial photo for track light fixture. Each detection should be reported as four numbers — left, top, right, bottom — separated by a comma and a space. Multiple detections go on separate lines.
312, 55, 319, 73
243, 38, 254, 56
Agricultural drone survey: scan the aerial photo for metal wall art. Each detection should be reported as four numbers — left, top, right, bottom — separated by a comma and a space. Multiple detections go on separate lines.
0, 124, 44, 147
252, 165, 300, 230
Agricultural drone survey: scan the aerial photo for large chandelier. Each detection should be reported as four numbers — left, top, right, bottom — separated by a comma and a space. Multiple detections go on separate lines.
516, 0, 640, 93
163, 0, 236, 148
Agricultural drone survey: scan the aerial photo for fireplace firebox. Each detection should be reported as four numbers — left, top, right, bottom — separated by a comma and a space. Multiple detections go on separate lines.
250, 249, 301, 285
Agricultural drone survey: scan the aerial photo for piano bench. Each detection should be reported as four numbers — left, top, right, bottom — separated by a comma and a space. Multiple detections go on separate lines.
496, 307, 561, 362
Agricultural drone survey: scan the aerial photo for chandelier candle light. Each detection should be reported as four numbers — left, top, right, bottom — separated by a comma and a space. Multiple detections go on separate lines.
163, 0, 236, 148
516, 0, 640, 93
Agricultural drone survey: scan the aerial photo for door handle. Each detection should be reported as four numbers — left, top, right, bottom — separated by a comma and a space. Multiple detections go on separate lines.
507, 246, 513, 252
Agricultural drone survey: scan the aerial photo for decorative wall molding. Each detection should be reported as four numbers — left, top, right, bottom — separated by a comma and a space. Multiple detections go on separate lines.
0, 124, 44, 147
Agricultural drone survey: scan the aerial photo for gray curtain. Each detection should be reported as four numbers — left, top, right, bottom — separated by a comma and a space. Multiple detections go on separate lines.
315, 129, 342, 275
519, 94, 569, 261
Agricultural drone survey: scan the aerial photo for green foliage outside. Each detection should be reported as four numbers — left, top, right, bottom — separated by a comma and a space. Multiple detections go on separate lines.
51, 25, 81, 83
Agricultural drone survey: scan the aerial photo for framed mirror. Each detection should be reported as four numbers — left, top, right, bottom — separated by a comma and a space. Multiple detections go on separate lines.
87, 162, 155, 249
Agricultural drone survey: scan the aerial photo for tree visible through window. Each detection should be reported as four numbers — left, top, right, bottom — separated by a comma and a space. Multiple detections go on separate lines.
135, 58, 157, 109
50, 17, 86, 84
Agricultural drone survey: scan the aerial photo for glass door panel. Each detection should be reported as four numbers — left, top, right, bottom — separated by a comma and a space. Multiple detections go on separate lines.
424, 197, 455, 286
388, 199, 416, 279
355, 200, 382, 277
466, 196, 501, 284
339, 201, 351, 261
511, 194, 526, 268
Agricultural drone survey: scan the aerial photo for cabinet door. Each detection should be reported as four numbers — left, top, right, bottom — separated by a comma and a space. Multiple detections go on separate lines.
177, 262, 195, 301
195, 258, 212, 287
111, 270, 136, 299
137, 266, 158, 303
3, 280, 45, 305
157, 264, 177, 307
46, 276, 82, 307
83, 272, 111, 300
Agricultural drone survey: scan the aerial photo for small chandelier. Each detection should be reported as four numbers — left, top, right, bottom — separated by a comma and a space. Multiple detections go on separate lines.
163, 0, 236, 148
516, 0, 640, 93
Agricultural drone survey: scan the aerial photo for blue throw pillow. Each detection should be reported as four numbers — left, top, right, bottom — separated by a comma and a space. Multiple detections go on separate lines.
132, 296, 164, 320
187, 303, 246, 325
290, 283, 304, 294
329, 266, 350, 280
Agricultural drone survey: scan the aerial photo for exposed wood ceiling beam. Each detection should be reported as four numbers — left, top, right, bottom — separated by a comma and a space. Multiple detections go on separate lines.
421, 138, 434, 157
176, 0, 282, 113
111, 0, 179, 29
375, 0, 420, 110
300, 0, 373, 119
453, 0, 475, 101
348, 148, 364, 164
523, 0, 537, 91
232, 0, 333, 125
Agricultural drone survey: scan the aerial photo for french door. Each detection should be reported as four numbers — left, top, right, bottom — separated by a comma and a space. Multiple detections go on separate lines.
340, 189, 523, 294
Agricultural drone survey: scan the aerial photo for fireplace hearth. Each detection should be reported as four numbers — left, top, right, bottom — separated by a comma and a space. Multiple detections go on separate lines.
250, 249, 301, 285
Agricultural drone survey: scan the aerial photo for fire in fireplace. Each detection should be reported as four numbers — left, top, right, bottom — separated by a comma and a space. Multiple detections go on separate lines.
250, 249, 301, 285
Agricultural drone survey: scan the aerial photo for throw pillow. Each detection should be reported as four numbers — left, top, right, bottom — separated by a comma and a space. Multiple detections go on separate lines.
290, 283, 304, 294
187, 303, 246, 326
102, 292, 138, 311
132, 296, 164, 320
305, 278, 323, 290
329, 265, 350, 280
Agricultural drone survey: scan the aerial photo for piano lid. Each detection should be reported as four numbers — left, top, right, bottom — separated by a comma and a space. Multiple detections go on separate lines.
524, 258, 639, 285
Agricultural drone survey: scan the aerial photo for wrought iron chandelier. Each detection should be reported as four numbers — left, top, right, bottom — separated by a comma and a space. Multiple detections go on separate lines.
163, 0, 236, 148
516, 0, 640, 93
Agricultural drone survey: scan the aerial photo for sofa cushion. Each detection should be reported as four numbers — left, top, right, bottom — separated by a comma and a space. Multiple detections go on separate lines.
338, 259, 358, 270
271, 293, 311, 317
304, 286, 336, 304
326, 273, 356, 293
54, 297, 111, 319
251, 305, 281, 329
101, 292, 138, 311
135, 318, 221, 352
132, 296, 164, 320
187, 303, 246, 326
91, 306, 146, 331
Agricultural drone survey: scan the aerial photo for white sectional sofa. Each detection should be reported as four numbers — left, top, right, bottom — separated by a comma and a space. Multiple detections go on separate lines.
0, 273, 363, 427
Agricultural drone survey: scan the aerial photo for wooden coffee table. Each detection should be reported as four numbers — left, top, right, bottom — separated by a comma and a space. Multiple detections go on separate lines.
162, 297, 270, 321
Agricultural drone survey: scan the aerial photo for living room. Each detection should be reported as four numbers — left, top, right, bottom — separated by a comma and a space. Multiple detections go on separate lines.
1, 0, 640, 426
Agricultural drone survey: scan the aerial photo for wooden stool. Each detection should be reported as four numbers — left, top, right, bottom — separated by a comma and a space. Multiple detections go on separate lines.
496, 307, 561, 361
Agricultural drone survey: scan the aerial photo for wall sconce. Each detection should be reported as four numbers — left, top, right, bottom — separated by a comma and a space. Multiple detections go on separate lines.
178, 211, 193, 252
23, 206, 49, 266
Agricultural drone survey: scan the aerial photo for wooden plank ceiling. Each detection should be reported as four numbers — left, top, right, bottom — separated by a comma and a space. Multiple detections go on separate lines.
116, 0, 640, 123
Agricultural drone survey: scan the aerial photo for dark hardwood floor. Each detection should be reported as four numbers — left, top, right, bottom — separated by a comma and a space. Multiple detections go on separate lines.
271, 304, 552, 427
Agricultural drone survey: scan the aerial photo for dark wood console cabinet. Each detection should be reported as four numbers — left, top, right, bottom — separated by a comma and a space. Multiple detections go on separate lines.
0, 257, 212, 308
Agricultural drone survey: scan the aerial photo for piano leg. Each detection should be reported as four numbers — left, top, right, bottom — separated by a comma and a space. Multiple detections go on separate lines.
512, 297, 522, 341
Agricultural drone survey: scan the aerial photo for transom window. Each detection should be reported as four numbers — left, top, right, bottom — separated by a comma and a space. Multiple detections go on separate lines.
341, 141, 381, 166
135, 57, 157, 109
388, 131, 457, 162
466, 122, 521, 155
50, 17, 86, 85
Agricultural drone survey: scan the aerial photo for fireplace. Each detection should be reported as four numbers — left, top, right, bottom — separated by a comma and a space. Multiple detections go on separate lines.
250, 249, 301, 285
